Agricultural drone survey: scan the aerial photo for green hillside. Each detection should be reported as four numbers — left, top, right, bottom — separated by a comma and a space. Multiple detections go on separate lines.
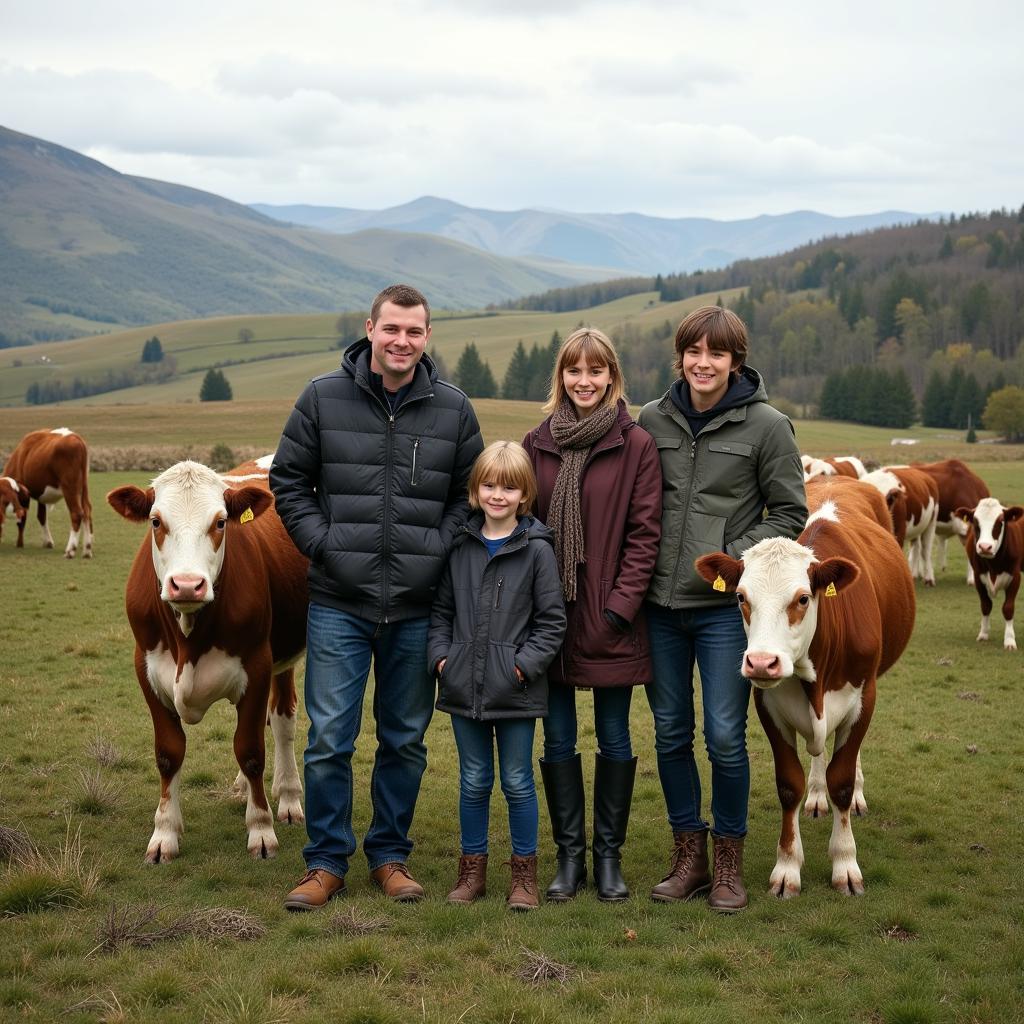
0, 126, 612, 346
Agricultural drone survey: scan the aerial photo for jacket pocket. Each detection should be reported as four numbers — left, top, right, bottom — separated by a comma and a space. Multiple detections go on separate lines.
437, 641, 471, 709
481, 643, 527, 712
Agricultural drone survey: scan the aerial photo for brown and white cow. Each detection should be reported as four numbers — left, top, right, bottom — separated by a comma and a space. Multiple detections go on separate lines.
108, 458, 308, 862
913, 459, 990, 582
696, 489, 915, 897
3, 428, 93, 557
955, 497, 1022, 651
0, 476, 30, 545
862, 465, 939, 586
805, 476, 891, 532
801, 455, 867, 482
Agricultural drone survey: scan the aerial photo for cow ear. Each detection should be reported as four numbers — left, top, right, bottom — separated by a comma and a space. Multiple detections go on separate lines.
809, 556, 859, 596
953, 505, 974, 524
224, 485, 273, 522
107, 485, 154, 522
695, 552, 743, 592
1004, 506, 1024, 523
885, 490, 899, 508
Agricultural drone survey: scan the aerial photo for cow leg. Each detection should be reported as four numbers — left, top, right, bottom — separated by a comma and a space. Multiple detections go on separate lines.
37, 502, 53, 549
852, 751, 867, 816
233, 668, 278, 859
975, 575, 993, 642
804, 752, 830, 817
920, 518, 937, 587
138, 654, 187, 863
269, 669, 303, 823
825, 684, 875, 895
62, 485, 84, 558
756, 696, 805, 898
1001, 576, 1019, 651
79, 491, 94, 559
15, 511, 25, 547
906, 538, 920, 580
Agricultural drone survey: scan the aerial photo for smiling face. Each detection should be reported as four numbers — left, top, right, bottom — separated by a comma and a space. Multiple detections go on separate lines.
366, 300, 431, 389
562, 356, 612, 418
477, 480, 523, 534
682, 335, 738, 412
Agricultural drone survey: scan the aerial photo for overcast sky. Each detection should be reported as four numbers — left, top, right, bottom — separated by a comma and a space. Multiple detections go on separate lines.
2, 0, 1020, 220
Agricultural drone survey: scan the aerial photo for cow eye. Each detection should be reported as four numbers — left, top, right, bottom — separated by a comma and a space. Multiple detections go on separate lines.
735, 593, 745, 605
799, 594, 810, 607
216, 518, 227, 531
151, 517, 161, 530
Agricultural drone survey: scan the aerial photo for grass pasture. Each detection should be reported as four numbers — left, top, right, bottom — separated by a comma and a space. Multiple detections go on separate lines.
0, 410, 1022, 1024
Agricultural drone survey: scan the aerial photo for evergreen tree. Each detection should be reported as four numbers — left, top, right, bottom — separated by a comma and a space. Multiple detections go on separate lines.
454, 342, 497, 398
951, 372, 983, 429
502, 341, 531, 400
886, 368, 916, 428
939, 233, 954, 258
199, 368, 233, 401
429, 348, 451, 381
141, 336, 163, 363
921, 371, 950, 427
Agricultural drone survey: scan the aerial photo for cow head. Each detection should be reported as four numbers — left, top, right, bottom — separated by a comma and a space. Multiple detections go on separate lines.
956, 497, 1024, 561
696, 538, 859, 687
108, 461, 272, 628
801, 456, 836, 482
862, 469, 907, 544
0, 476, 30, 536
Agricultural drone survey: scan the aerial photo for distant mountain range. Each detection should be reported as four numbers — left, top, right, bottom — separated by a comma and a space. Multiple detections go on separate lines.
252, 197, 927, 275
0, 126, 611, 344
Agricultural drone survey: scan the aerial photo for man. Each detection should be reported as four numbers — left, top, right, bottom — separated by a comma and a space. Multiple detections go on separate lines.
271, 283, 483, 908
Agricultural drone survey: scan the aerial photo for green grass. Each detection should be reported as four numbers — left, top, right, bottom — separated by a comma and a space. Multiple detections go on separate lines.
0, 417, 1022, 1022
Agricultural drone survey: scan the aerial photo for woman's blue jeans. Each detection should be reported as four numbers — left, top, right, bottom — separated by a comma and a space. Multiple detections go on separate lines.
542, 684, 634, 763
302, 602, 434, 877
644, 602, 751, 838
450, 715, 538, 856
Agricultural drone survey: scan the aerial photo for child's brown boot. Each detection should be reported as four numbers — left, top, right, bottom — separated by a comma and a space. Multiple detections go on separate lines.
507, 854, 539, 911
447, 854, 488, 904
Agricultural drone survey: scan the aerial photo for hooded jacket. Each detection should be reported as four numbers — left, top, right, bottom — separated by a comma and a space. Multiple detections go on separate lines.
428, 513, 567, 720
638, 365, 807, 609
270, 338, 484, 622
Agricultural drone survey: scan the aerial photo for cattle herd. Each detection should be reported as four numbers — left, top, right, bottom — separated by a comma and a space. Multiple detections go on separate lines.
2, 427, 1021, 896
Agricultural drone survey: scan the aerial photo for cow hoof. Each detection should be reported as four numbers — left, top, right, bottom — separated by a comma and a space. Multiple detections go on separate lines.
145, 841, 179, 864
804, 794, 830, 818
248, 830, 279, 860
83, 551, 93, 559
852, 796, 868, 816
832, 870, 865, 896
44, 541, 54, 549
1005, 643, 1017, 652
277, 801, 305, 825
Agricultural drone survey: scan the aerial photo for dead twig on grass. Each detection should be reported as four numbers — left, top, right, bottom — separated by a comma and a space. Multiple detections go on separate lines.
514, 946, 574, 987
94, 903, 266, 954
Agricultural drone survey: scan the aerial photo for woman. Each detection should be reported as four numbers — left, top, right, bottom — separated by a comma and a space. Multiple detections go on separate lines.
638, 305, 806, 912
523, 327, 662, 902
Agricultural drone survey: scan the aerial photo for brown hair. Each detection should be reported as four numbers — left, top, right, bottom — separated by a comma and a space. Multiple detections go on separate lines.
370, 284, 431, 327
468, 441, 537, 516
673, 306, 748, 375
542, 327, 627, 415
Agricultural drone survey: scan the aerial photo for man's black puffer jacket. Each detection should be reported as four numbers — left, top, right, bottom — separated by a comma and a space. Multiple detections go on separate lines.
270, 338, 484, 622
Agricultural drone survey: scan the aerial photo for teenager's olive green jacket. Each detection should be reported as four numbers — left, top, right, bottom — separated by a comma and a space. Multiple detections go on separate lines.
638, 368, 807, 609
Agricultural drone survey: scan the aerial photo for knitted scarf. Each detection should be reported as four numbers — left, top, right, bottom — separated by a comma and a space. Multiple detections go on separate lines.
547, 398, 619, 602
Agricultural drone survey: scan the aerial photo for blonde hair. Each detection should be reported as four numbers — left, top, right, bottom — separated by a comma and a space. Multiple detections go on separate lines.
468, 441, 537, 516
542, 327, 627, 415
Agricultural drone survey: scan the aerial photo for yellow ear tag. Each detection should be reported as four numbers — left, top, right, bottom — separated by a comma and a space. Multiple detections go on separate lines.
713, 575, 727, 592
824, 582, 837, 598
239, 507, 254, 525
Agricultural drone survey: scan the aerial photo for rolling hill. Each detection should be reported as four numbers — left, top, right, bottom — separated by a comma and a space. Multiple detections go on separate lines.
0, 126, 614, 345
252, 196, 925, 275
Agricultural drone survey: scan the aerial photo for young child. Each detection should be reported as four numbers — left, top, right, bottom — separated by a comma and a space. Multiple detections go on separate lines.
428, 441, 566, 910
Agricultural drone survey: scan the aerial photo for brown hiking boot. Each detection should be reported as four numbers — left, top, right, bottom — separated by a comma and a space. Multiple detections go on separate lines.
447, 854, 488, 904
651, 829, 711, 903
283, 868, 346, 911
507, 854, 539, 911
371, 862, 424, 902
709, 835, 748, 913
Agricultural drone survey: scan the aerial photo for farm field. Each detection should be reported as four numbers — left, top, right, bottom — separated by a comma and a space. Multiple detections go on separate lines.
0, 412, 1022, 1024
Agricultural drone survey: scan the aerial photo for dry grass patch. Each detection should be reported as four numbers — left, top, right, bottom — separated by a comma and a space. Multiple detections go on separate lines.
326, 904, 390, 936
86, 734, 134, 771
73, 767, 121, 816
0, 824, 34, 862
514, 946, 575, 987
1, 818, 100, 915
95, 903, 266, 954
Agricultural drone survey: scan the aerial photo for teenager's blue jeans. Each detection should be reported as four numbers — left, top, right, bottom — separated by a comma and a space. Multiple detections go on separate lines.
449, 715, 538, 856
644, 602, 751, 838
302, 602, 434, 877
542, 683, 634, 763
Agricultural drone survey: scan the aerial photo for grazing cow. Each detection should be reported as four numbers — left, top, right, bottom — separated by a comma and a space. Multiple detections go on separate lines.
862, 466, 939, 586
801, 455, 866, 482
695, 490, 915, 897
955, 497, 1022, 651
107, 458, 308, 862
913, 459, 990, 582
0, 476, 30, 545
3, 428, 93, 557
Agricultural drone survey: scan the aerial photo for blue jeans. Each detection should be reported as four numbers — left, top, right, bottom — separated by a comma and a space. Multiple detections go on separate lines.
302, 602, 434, 876
450, 715, 538, 856
542, 684, 634, 763
644, 602, 751, 838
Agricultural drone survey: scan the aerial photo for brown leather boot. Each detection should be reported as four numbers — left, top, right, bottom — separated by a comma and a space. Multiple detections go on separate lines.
370, 862, 424, 902
709, 834, 748, 913
447, 854, 488, 904
283, 868, 346, 911
507, 854, 539, 911
650, 829, 711, 903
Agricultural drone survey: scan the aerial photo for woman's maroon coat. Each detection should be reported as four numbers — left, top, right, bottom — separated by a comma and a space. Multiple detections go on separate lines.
522, 400, 662, 688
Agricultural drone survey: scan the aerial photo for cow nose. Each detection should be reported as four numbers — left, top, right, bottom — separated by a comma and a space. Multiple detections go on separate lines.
168, 574, 208, 602
978, 543, 993, 556
744, 652, 782, 679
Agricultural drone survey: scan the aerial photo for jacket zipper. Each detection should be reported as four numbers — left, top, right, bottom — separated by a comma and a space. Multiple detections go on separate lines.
410, 437, 420, 485
669, 437, 699, 593
494, 576, 504, 609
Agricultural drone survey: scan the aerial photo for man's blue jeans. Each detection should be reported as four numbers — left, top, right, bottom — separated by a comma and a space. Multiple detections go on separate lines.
302, 602, 434, 877
644, 602, 752, 838
450, 715, 538, 857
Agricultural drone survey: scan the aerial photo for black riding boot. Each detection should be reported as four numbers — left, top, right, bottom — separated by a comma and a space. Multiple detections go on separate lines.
592, 752, 637, 902
539, 754, 587, 901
